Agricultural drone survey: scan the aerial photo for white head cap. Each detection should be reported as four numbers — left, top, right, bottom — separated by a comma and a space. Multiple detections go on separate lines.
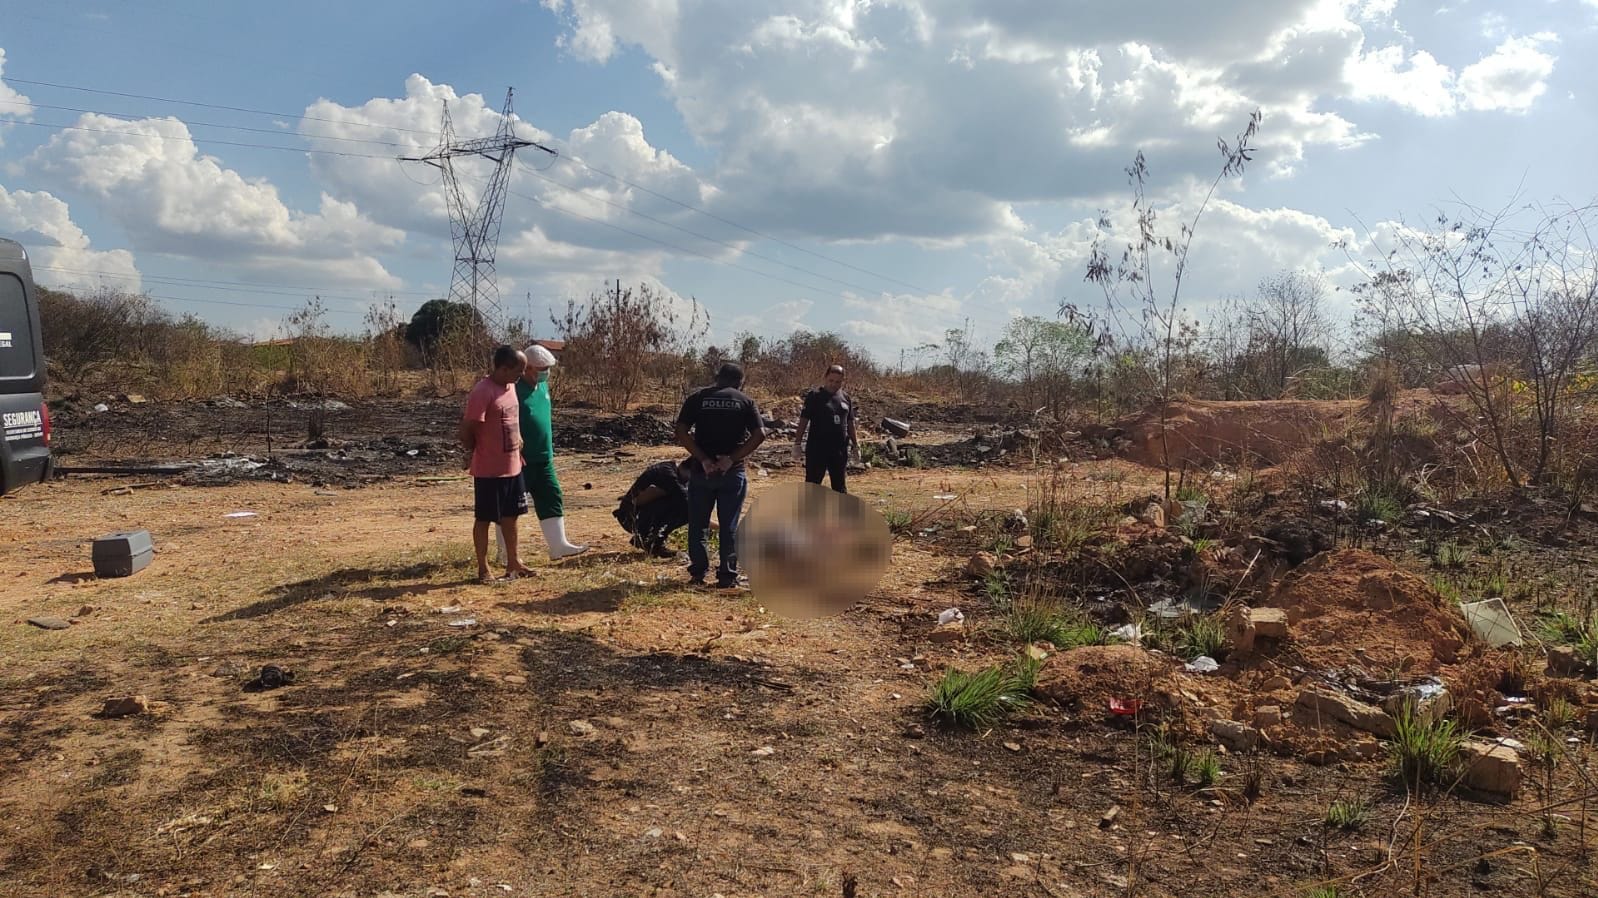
525, 344, 558, 368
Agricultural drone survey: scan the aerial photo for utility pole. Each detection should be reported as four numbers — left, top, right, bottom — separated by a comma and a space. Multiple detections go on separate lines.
400, 88, 553, 343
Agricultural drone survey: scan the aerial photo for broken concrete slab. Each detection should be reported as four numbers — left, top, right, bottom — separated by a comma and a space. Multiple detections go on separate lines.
26, 617, 71, 631
1250, 608, 1289, 640
1462, 740, 1523, 799
1208, 718, 1260, 752
1295, 687, 1395, 739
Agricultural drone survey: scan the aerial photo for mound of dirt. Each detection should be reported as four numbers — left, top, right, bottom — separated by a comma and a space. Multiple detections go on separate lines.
1118, 398, 1357, 468
1038, 644, 1176, 710
554, 412, 675, 451
1263, 549, 1473, 675
1114, 392, 1447, 469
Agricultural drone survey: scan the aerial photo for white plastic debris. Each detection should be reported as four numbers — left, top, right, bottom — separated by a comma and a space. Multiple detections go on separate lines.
1461, 598, 1523, 647
93, 403, 109, 413
933, 494, 958, 501
1110, 623, 1143, 642
448, 618, 478, 628
937, 608, 964, 626
1184, 656, 1219, 673
223, 511, 257, 519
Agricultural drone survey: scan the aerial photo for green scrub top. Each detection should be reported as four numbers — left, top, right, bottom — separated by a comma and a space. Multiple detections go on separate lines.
515, 378, 554, 463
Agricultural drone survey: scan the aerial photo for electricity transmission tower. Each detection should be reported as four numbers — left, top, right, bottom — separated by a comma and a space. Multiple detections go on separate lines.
401, 88, 553, 338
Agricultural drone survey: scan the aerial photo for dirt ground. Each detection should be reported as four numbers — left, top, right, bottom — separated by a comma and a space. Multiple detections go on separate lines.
2, 402, 1596, 898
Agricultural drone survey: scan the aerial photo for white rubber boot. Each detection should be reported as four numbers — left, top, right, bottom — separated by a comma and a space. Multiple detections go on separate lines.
541, 517, 589, 560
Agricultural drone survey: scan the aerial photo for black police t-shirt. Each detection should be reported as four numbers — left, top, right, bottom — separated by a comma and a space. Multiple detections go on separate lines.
677, 386, 763, 463
801, 388, 854, 453
631, 461, 685, 499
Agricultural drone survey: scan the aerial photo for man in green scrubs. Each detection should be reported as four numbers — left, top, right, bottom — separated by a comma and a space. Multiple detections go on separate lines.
516, 343, 588, 560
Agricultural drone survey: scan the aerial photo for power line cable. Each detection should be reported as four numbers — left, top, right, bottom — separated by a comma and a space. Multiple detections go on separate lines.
0, 98, 411, 148
34, 265, 439, 299
7, 74, 937, 295
2, 75, 443, 138
517, 160, 891, 296
1, 118, 398, 159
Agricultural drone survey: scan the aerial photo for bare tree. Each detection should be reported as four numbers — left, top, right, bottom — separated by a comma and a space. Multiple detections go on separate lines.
1250, 270, 1330, 397
1084, 110, 1262, 495
551, 280, 709, 411
1349, 202, 1598, 488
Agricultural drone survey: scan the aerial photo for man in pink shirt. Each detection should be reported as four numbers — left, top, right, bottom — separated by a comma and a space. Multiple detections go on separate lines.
459, 345, 531, 582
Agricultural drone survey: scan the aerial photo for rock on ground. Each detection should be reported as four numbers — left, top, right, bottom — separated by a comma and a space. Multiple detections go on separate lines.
1462, 740, 1523, 798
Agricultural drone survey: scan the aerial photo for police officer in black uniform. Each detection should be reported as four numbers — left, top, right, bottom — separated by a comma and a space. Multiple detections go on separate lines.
675, 362, 767, 587
793, 364, 860, 494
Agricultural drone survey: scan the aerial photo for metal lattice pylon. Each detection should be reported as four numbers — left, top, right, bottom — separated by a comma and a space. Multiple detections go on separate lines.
401, 88, 553, 338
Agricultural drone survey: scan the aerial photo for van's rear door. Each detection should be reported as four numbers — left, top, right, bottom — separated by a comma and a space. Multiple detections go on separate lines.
0, 261, 51, 494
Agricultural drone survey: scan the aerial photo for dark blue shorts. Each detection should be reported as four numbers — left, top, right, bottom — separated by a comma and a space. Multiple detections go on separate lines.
474, 475, 528, 523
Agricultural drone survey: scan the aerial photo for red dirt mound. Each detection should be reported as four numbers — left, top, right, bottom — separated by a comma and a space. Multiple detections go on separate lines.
1118, 398, 1356, 468
1262, 549, 1473, 675
1038, 644, 1175, 709
1115, 392, 1446, 469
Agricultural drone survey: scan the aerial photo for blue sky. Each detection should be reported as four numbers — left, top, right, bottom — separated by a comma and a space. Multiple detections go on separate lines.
2, 0, 1597, 360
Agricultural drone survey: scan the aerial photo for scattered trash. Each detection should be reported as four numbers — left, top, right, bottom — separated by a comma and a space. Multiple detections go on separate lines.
1461, 598, 1523, 647
448, 618, 478, 628
932, 493, 958, 501
1099, 805, 1121, 829
244, 665, 295, 691
223, 511, 258, 519
1108, 697, 1144, 716
881, 417, 912, 438
1184, 656, 1219, 673
93, 403, 109, 413
937, 608, 964, 626
91, 529, 154, 578
437, 605, 464, 614
1109, 623, 1142, 643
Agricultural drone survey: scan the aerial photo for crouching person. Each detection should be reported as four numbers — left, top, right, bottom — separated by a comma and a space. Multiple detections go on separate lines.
614, 459, 692, 557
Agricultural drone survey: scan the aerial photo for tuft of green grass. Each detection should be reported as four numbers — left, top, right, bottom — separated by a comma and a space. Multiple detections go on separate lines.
883, 508, 914, 535
1002, 599, 1108, 649
1433, 541, 1468, 569
1174, 483, 1208, 503
926, 656, 1037, 730
903, 448, 928, 469
1536, 609, 1593, 645
1355, 487, 1404, 524
1323, 798, 1370, 831
1190, 748, 1222, 786
983, 572, 1012, 608
1544, 696, 1578, 732
1191, 537, 1218, 555
1385, 703, 1465, 792
1307, 887, 1343, 898
1179, 614, 1228, 661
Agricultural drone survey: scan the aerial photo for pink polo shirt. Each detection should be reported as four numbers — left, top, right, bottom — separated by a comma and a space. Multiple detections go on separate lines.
463, 377, 524, 478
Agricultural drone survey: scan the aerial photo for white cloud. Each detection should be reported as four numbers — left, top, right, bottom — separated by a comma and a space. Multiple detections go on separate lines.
727, 298, 815, 338
1348, 31, 1558, 116
0, 48, 30, 119
0, 183, 141, 292
1348, 44, 1459, 116
24, 114, 403, 285
1458, 33, 1558, 112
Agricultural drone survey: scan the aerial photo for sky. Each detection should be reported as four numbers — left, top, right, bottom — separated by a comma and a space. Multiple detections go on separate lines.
1, 0, 1596, 363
